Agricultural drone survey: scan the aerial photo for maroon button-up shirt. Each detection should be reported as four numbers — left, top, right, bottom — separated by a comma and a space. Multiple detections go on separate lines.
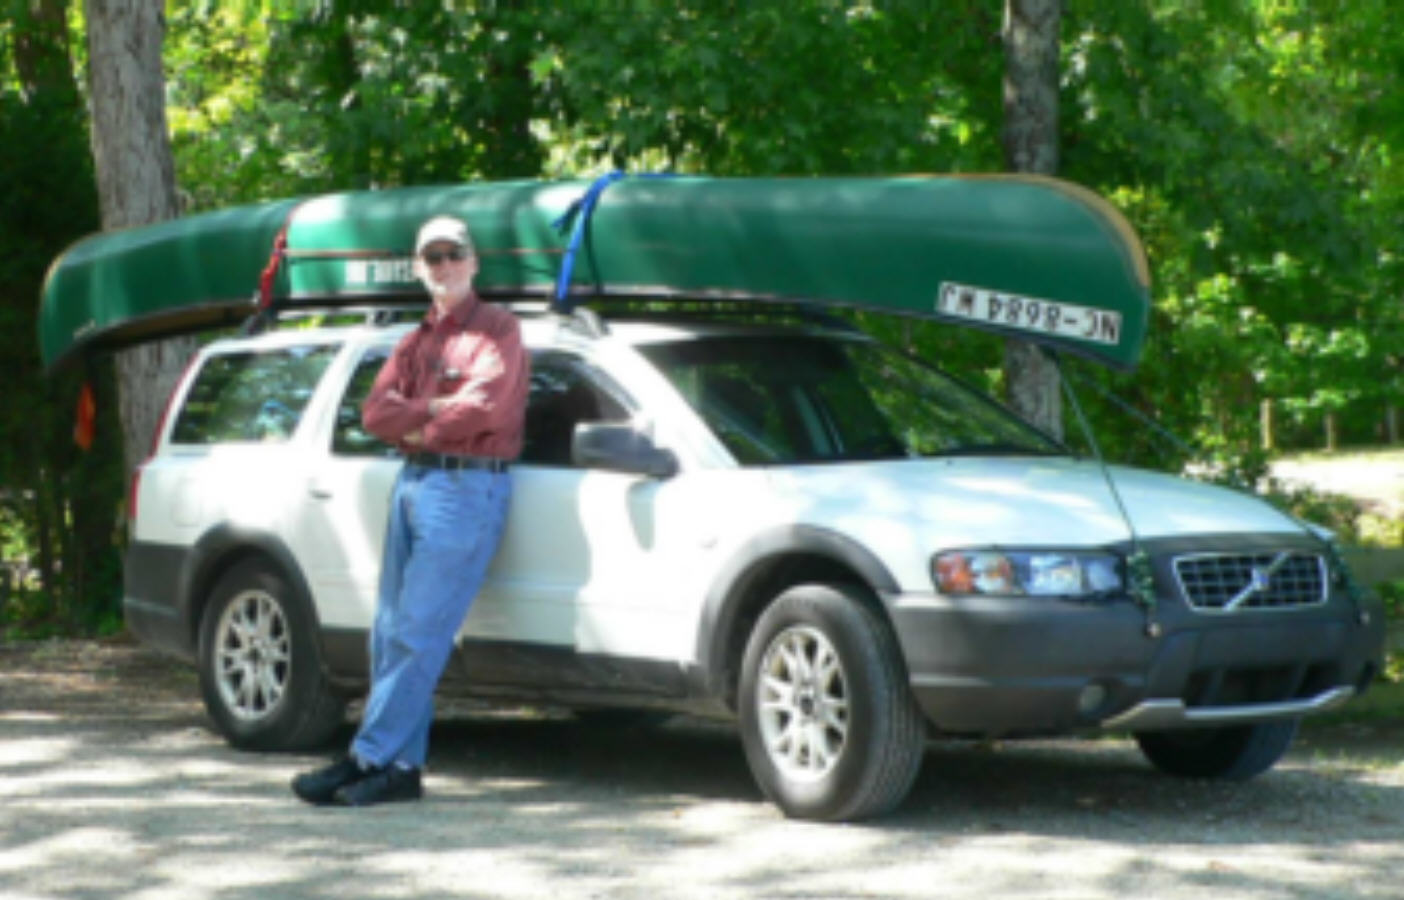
361, 294, 529, 460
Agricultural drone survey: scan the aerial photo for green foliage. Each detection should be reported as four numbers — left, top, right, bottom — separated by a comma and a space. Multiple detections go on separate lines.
534, 2, 1002, 176
155, 2, 1403, 480
163, 2, 1005, 204
1057, 1, 1404, 469
9, 0, 1404, 639
1377, 581, 1403, 685
1263, 481, 1366, 545
1, 12, 124, 637
1378, 581, 1404, 622
1358, 513, 1404, 549
166, 1, 549, 206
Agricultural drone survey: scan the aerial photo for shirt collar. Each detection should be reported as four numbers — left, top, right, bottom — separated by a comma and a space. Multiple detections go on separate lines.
424, 291, 480, 329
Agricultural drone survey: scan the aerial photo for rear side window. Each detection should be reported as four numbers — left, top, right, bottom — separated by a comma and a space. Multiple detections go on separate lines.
169, 344, 338, 444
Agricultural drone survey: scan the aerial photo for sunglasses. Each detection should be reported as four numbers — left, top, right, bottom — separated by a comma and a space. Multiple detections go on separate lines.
421, 247, 468, 266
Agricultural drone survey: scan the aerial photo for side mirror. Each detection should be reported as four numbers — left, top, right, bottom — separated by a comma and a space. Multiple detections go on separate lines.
571, 422, 679, 478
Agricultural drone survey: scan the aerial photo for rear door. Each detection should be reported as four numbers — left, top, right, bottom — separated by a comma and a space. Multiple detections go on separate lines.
283, 343, 400, 632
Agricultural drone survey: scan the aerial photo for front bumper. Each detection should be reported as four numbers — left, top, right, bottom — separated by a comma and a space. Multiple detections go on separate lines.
888, 587, 1385, 738
1103, 686, 1355, 731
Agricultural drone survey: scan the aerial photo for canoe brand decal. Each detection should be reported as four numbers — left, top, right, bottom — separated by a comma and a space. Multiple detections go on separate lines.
936, 282, 1122, 347
345, 258, 417, 286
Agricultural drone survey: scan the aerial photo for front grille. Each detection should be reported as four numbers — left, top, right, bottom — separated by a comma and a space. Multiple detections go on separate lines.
1174, 551, 1327, 611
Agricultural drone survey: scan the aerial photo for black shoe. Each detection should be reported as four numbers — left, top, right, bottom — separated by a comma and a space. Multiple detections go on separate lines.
291, 756, 369, 805
332, 765, 423, 807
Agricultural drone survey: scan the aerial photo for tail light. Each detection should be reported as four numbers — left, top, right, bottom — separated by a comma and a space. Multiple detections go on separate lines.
127, 462, 145, 526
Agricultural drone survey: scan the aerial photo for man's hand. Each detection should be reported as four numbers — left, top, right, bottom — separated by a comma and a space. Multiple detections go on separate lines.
428, 387, 488, 417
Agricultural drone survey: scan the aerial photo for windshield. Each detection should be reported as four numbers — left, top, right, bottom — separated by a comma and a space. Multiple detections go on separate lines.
639, 333, 1062, 465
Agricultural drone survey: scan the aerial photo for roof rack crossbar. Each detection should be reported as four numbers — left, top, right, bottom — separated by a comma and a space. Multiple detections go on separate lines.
579, 297, 862, 333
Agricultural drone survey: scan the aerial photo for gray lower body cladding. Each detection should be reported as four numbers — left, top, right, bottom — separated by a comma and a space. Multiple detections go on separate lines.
889, 533, 1387, 737
124, 541, 195, 660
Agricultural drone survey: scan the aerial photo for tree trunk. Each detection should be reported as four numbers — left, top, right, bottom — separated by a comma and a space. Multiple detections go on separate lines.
1001, 0, 1063, 438
85, 0, 197, 474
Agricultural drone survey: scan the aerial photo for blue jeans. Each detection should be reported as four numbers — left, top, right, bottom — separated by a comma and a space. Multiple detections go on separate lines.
350, 465, 512, 769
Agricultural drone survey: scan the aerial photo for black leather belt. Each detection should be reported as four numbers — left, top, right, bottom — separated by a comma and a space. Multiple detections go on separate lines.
404, 452, 509, 473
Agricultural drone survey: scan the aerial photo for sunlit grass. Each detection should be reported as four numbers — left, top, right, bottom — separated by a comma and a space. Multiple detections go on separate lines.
1274, 445, 1404, 465
1303, 652, 1404, 732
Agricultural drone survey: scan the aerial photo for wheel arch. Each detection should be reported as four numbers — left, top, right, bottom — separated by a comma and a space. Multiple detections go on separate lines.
183, 525, 322, 652
693, 524, 901, 712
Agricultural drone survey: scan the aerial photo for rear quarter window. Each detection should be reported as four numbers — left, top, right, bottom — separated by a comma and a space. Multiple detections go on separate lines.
170, 343, 339, 444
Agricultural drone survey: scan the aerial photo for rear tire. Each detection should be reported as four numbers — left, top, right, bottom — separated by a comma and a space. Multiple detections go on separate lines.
738, 583, 925, 821
1135, 720, 1299, 781
197, 558, 345, 751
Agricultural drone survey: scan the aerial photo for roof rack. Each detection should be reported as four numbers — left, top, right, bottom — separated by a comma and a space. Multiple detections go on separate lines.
240, 297, 561, 336
240, 303, 424, 336
237, 295, 861, 342
278, 305, 425, 325
581, 297, 861, 334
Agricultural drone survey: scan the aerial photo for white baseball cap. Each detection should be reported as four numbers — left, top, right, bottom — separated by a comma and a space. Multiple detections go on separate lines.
415, 216, 474, 256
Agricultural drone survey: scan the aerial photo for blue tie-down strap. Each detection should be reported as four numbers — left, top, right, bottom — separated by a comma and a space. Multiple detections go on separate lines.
550, 170, 673, 313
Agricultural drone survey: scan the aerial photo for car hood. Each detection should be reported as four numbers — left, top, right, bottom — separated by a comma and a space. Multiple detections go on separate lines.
764, 455, 1305, 550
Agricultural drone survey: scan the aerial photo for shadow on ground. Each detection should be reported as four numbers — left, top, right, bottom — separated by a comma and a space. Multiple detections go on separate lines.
3, 641, 1401, 899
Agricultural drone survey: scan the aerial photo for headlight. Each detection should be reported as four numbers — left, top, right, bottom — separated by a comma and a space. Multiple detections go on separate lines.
932, 549, 1124, 599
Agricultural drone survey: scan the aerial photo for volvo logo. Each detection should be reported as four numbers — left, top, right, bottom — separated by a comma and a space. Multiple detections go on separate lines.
1224, 552, 1291, 611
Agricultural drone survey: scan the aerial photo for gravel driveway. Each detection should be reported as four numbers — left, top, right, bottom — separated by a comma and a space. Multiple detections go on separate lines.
2, 638, 1402, 900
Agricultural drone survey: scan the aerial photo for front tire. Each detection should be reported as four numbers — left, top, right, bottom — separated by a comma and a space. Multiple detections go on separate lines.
1135, 720, 1299, 781
738, 583, 925, 821
197, 558, 345, 751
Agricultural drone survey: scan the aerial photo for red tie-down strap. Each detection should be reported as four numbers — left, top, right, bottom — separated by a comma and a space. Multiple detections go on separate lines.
73, 380, 96, 450
257, 226, 289, 313
242, 221, 294, 338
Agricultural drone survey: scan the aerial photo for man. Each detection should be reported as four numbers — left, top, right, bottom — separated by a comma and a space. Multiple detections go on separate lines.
292, 215, 529, 806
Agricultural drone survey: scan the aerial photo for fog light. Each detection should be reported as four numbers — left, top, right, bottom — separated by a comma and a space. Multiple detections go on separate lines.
1077, 682, 1108, 716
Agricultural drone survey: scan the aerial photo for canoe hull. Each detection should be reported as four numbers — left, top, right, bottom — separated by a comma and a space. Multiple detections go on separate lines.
40, 174, 1150, 371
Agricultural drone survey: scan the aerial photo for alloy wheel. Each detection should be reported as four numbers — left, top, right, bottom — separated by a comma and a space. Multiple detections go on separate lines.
755, 624, 850, 781
213, 588, 292, 721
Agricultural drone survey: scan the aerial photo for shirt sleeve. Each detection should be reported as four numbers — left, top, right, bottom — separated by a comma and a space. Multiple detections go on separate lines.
421, 315, 528, 451
361, 334, 433, 443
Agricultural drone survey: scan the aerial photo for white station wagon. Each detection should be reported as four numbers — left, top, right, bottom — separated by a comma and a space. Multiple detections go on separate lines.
124, 305, 1386, 821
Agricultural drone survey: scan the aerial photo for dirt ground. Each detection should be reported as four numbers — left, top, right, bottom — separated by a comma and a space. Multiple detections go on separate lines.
1272, 455, 1404, 519
2, 636, 1403, 900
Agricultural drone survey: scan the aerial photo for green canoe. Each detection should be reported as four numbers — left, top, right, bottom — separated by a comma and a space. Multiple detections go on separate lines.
39, 173, 1151, 371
